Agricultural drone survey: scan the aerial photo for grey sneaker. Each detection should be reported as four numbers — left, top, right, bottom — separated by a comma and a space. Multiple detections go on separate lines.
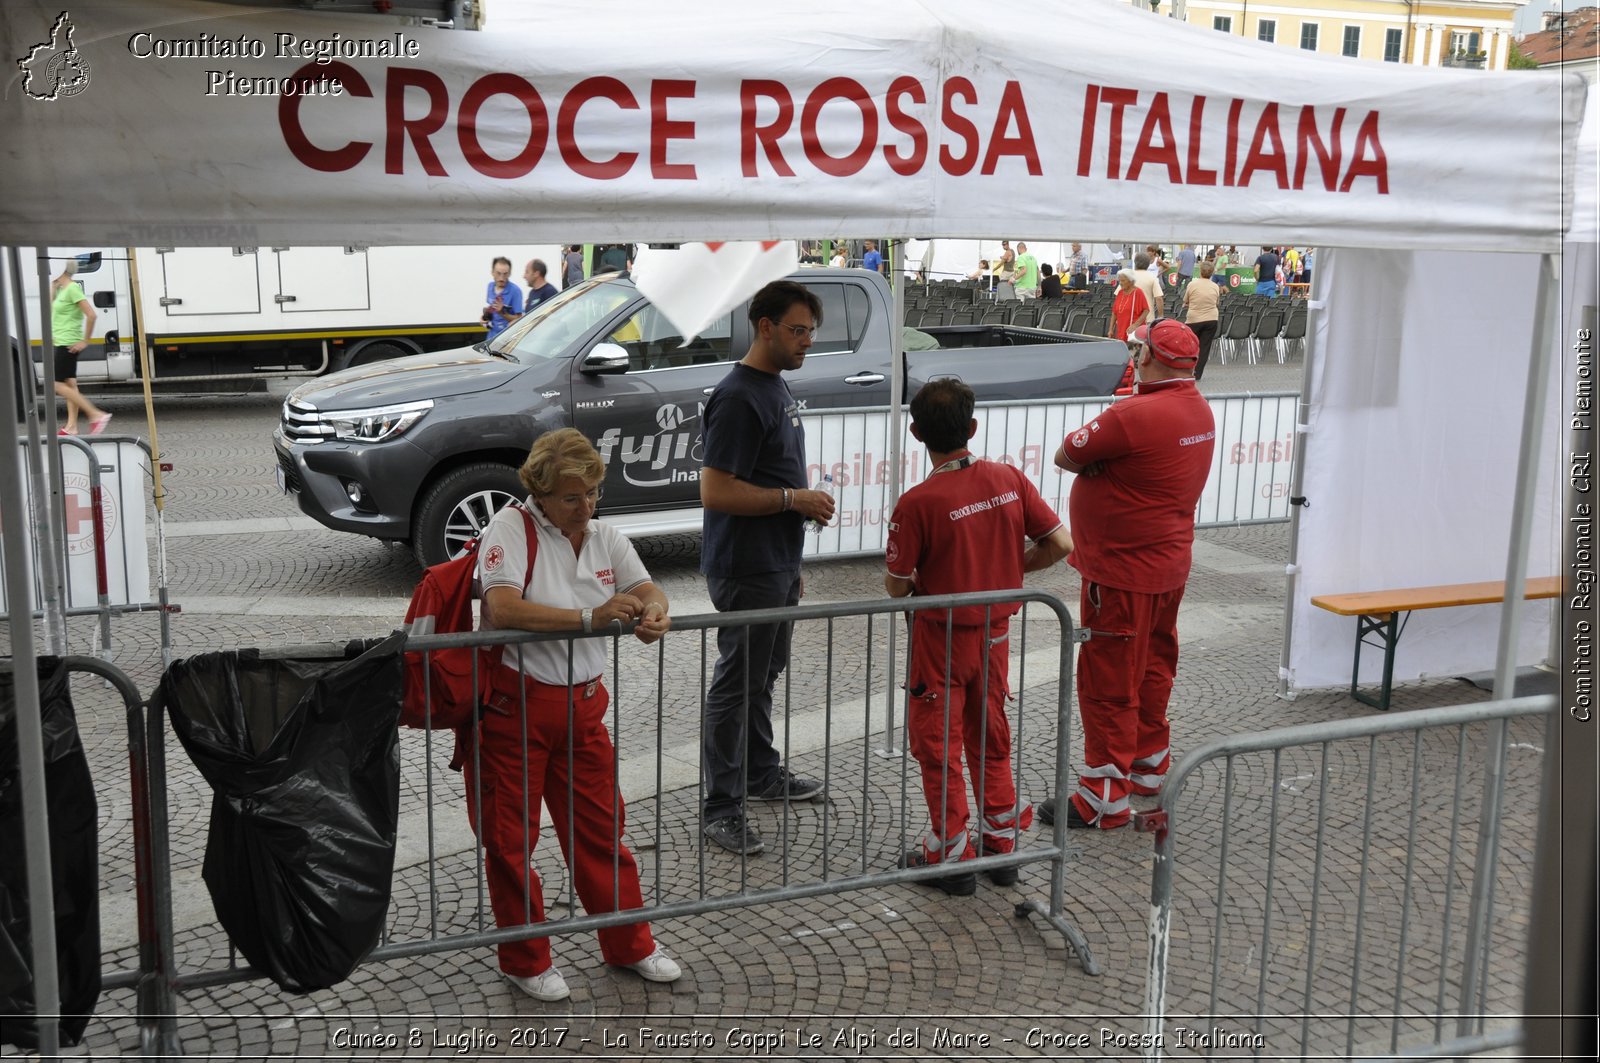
751, 768, 824, 802
622, 947, 682, 983
503, 966, 570, 1002
702, 814, 765, 855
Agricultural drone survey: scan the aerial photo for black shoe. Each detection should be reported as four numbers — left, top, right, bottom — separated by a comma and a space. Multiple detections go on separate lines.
898, 849, 977, 896
975, 841, 1019, 886
1064, 800, 1095, 829
1039, 795, 1103, 829
702, 814, 764, 855
751, 768, 824, 802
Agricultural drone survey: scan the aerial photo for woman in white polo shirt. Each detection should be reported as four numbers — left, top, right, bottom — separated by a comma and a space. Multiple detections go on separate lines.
467, 427, 683, 1002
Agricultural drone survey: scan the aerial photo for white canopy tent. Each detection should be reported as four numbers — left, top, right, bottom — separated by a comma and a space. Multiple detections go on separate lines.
0, 0, 1585, 711
0, 2, 1590, 1049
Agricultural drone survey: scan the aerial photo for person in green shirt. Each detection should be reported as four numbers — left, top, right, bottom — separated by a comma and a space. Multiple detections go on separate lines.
1013, 242, 1040, 299
50, 262, 111, 435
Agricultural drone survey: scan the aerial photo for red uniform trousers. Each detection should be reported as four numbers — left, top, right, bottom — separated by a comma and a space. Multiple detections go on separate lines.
907, 620, 1033, 863
462, 666, 654, 976
1072, 580, 1185, 828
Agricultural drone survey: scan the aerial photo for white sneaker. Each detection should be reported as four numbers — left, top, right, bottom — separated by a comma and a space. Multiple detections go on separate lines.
623, 947, 682, 983
503, 966, 570, 1001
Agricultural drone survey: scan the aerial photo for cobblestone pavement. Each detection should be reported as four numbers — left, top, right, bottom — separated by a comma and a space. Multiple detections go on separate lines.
5, 353, 1540, 1061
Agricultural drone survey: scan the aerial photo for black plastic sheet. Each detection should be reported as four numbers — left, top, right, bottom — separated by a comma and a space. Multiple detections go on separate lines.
0, 658, 101, 1048
154, 634, 404, 993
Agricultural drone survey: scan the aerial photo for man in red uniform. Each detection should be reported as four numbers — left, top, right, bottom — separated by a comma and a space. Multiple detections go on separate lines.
885, 379, 1075, 893
1040, 318, 1215, 830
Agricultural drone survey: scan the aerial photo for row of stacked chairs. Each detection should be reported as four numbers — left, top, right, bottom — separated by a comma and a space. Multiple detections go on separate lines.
903, 288, 1309, 364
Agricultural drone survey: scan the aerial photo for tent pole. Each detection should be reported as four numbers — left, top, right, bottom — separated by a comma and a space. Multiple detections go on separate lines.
8, 251, 68, 655
0, 248, 63, 1059
878, 252, 908, 758
1455, 250, 1561, 1036
1275, 251, 1329, 700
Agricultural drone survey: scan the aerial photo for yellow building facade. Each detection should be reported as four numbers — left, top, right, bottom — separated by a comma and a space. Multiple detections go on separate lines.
1177, 0, 1527, 70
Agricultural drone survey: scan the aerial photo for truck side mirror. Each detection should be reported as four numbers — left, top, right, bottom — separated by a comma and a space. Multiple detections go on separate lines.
581, 343, 630, 373
93, 290, 116, 309
74, 252, 102, 275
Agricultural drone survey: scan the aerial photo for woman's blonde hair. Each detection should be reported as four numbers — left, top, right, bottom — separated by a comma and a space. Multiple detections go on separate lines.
520, 428, 605, 496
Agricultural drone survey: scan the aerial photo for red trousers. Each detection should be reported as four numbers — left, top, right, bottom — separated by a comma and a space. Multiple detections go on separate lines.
462, 667, 654, 976
1072, 580, 1185, 827
907, 621, 1032, 863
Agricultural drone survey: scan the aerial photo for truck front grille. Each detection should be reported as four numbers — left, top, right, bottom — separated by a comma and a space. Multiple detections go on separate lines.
280, 399, 333, 444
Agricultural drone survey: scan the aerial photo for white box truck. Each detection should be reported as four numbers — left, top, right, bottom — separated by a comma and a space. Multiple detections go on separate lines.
13, 243, 569, 383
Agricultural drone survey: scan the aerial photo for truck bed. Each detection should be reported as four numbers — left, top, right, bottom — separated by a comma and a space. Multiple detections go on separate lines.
915, 324, 1128, 399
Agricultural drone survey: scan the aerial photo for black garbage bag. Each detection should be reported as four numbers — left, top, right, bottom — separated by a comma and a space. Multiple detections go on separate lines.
153, 634, 404, 993
0, 657, 101, 1049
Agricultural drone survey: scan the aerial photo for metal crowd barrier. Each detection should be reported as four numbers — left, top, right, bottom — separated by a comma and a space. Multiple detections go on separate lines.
3, 655, 174, 1059
0, 434, 171, 659
131, 589, 1092, 1054
1137, 694, 1555, 1062
803, 392, 1298, 560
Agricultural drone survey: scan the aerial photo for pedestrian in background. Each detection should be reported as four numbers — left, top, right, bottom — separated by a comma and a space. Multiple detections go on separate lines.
1039, 263, 1062, 300
1109, 269, 1150, 343
885, 378, 1073, 895
862, 240, 883, 274
1067, 243, 1089, 290
1181, 261, 1221, 379
470, 428, 684, 1001
1174, 244, 1196, 291
49, 259, 112, 436
482, 256, 524, 340
1130, 253, 1163, 327
1013, 242, 1040, 299
1039, 319, 1215, 830
1254, 246, 1281, 297
563, 245, 585, 289
523, 259, 558, 313
698, 281, 836, 856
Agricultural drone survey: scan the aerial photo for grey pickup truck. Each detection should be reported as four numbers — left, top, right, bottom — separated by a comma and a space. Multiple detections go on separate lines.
273, 269, 1127, 567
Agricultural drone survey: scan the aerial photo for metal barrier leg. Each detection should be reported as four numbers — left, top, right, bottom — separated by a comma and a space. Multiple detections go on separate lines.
141, 675, 184, 1057
1015, 623, 1099, 975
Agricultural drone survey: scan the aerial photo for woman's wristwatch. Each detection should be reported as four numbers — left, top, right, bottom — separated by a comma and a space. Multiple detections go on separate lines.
581, 607, 593, 633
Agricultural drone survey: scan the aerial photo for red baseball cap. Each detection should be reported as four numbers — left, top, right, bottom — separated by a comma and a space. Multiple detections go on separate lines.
1131, 319, 1200, 368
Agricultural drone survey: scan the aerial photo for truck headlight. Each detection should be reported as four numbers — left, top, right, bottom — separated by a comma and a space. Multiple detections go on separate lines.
325, 400, 434, 443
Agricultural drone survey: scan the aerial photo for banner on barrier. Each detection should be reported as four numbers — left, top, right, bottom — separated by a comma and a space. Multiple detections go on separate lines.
802, 392, 1298, 558
0, 439, 152, 609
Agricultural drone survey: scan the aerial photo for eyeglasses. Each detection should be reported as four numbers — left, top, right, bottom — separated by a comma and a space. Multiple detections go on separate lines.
771, 321, 818, 340
552, 487, 603, 506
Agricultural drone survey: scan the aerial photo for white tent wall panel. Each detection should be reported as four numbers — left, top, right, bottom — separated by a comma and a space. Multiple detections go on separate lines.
1287, 249, 1564, 690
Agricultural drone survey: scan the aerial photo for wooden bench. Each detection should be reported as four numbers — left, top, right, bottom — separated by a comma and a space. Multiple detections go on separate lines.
1311, 577, 1560, 711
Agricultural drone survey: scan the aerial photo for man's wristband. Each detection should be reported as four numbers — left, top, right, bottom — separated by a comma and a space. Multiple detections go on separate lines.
781, 488, 792, 512
581, 607, 593, 633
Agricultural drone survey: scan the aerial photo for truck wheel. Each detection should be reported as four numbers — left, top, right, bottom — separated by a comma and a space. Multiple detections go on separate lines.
333, 340, 410, 373
412, 463, 524, 568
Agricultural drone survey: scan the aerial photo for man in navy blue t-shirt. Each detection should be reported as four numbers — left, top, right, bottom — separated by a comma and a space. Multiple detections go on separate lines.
523, 258, 559, 312
698, 280, 837, 855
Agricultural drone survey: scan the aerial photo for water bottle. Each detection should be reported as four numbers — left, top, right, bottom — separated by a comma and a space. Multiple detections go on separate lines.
805, 473, 834, 534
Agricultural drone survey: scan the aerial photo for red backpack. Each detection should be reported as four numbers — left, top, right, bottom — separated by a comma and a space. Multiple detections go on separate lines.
400, 505, 536, 729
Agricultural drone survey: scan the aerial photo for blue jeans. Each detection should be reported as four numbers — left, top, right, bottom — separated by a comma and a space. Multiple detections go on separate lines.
702, 569, 801, 820
1256, 280, 1278, 298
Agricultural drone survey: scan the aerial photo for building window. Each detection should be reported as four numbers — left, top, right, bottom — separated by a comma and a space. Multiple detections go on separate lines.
1384, 28, 1404, 62
1342, 25, 1361, 57
1451, 30, 1482, 55
1214, 16, 1232, 32
1300, 23, 1319, 51
1258, 19, 1276, 44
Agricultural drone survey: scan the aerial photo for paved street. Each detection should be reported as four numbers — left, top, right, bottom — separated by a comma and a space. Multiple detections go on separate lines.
5, 352, 1540, 1061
